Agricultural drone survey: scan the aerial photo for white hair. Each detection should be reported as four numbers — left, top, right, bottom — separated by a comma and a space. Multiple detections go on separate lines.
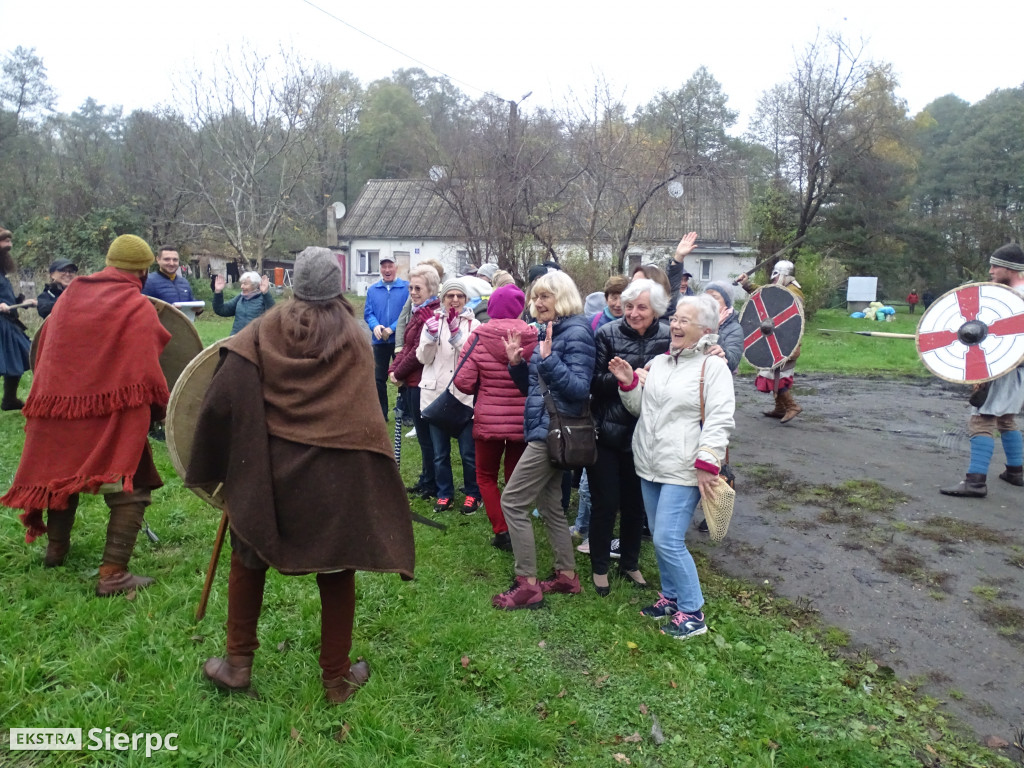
620, 278, 669, 317
240, 271, 261, 286
676, 295, 720, 332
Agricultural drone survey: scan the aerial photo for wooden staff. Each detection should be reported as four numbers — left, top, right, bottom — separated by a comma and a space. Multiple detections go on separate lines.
732, 235, 807, 285
817, 329, 916, 339
196, 484, 227, 621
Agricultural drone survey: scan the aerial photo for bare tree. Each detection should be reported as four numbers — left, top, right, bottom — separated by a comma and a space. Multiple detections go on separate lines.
174, 47, 340, 270
765, 33, 894, 241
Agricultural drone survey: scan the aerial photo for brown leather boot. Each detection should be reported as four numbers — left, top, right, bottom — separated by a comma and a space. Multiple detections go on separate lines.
762, 394, 785, 418
203, 655, 253, 691
323, 660, 371, 704
940, 473, 988, 498
44, 498, 78, 568
96, 566, 155, 597
999, 466, 1024, 487
779, 390, 803, 424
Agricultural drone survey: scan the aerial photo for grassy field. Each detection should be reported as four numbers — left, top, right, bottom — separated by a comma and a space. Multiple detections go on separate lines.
0, 301, 1009, 767
739, 307, 926, 378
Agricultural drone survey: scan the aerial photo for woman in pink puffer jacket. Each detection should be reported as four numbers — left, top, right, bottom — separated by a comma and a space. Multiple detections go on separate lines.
455, 284, 538, 550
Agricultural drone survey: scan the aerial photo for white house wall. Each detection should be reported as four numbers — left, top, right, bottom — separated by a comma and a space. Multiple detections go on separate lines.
346, 238, 756, 295
347, 239, 464, 296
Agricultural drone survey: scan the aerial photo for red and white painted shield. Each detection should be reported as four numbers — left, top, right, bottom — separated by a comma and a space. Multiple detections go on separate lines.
916, 282, 1024, 384
739, 284, 804, 370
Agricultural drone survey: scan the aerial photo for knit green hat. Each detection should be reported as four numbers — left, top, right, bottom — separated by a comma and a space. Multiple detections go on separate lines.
106, 235, 154, 270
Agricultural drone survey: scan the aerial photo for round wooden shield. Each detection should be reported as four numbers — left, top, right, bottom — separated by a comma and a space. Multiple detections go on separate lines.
916, 282, 1024, 384
30, 296, 203, 392
166, 340, 228, 510
739, 284, 805, 369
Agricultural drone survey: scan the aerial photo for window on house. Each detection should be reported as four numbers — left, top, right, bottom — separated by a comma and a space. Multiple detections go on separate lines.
358, 250, 380, 274
700, 259, 713, 281
456, 250, 471, 276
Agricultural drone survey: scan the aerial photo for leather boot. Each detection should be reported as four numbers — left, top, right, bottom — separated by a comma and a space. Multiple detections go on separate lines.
779, 390, 803, 424
998, 466, 1024, 487
762, 393, 785, 418
1, 375, 23, 411
97, 491, 151, 596
96, 565, 155, 596
323, 660, 371, 704
940, 473, 988, 498
202, 655, 253, 691
44, 496, 78, 567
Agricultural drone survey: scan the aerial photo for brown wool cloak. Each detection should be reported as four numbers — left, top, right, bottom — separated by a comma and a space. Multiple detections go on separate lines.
185, 309, 415, 577
2, 267, 170, 540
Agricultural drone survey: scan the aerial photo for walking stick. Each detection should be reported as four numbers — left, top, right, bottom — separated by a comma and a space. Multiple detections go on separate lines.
196, 484, 227, 621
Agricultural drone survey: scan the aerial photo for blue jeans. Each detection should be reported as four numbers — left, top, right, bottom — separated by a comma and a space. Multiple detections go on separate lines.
640, 480, 704, 614
428, 420, 480, 500
573, 469, 591, 532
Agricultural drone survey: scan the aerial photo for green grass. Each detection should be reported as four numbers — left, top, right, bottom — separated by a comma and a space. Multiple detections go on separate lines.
739, 308, 926, 377
0, 300, 1011, 767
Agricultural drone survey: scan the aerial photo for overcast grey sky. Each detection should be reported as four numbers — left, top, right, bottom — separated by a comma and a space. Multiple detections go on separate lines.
4, 0, 1022, 130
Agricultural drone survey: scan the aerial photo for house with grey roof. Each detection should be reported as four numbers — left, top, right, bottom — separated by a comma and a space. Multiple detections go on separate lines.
336, 177, 755, 295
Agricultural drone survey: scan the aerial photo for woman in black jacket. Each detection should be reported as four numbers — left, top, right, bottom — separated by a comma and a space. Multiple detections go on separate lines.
588, 278, 671, 595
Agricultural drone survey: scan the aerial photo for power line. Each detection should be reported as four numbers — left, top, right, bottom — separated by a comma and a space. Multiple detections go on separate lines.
297, 0, 498, 99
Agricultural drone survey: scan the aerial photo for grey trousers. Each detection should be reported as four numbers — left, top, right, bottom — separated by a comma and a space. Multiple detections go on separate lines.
500, 441, 576, 578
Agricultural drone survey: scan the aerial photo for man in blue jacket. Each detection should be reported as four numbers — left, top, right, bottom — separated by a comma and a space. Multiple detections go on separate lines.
142, 246, 200, 310
364, 255, 409, 421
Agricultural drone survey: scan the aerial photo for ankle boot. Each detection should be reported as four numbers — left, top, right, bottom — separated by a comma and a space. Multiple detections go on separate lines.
203, 654, 253, 691
96, 565, 155, 596
1, 375, 23, 411
998, 466, 1024, 487
323, 659, 370, 704
940, 473, 988, 498
44, 497, 78, 567
762, 394, 785, 418
779, 390, 803, 424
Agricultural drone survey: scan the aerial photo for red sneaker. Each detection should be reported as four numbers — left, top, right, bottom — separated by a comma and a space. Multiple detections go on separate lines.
539, 571, 581, 594
492, 576, 543, 610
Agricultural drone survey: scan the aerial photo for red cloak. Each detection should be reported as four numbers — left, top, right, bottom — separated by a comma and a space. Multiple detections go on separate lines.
1, 267, 171, 540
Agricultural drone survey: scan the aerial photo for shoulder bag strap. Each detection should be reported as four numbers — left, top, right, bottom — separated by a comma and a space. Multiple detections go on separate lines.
537, 370, 559, 416
443, 333, 480, 394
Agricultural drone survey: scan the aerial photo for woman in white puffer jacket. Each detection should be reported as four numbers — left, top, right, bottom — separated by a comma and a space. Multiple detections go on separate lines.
608, 294, 734, 641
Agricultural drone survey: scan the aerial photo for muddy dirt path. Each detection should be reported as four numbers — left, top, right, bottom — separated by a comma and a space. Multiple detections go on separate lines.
692, 374, 1024, 745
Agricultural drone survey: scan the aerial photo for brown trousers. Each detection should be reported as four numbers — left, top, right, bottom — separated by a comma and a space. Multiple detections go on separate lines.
225, 550, 356, 681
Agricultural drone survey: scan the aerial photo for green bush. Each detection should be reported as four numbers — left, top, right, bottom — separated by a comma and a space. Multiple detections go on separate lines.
794, 249, 848, 321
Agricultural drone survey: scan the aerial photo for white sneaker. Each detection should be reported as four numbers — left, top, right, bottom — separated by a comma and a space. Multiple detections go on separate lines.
609, 538, 621, 559
576, 538, 590, 554
405, 427, 417, 438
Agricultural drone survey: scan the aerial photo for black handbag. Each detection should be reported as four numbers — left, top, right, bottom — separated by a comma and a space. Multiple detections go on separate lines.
420, 335, 479, 436
538, 373, 598, 470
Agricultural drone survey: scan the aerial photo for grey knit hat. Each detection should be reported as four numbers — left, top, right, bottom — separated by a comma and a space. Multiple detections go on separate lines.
439, 278, 470, 300
293, 247, 342, 301
703, 281, 735, 309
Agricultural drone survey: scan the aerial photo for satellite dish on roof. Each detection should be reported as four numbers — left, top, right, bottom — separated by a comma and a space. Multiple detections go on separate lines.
667, 180, 684, 199
429, 165, 446, 182
332, 202, 346, 219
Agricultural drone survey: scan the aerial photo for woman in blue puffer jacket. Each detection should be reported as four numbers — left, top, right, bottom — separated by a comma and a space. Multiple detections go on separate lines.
492, 271, 595, 610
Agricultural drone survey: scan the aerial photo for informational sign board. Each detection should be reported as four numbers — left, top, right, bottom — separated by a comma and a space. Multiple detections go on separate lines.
847, 276, 878, 302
